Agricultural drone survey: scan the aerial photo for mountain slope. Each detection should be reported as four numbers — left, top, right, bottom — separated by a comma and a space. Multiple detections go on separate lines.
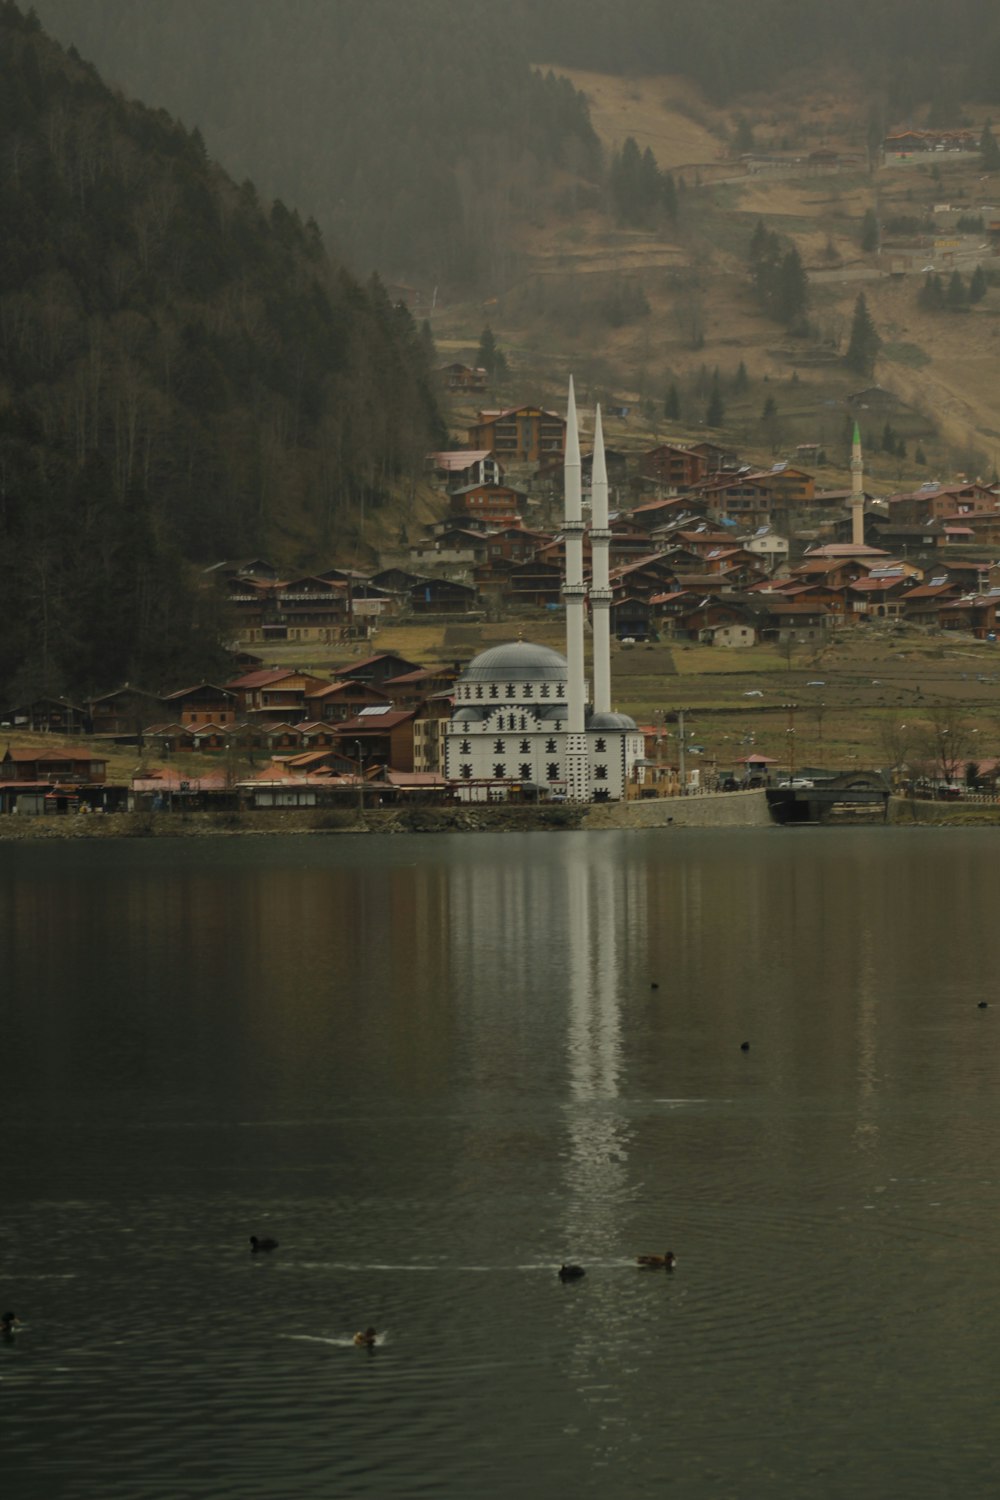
0, 1, 444, 703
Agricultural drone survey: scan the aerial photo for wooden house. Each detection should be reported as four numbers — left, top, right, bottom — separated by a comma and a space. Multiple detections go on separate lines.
448, 483, 526, 527
640, 443, 706, 490
438, 362, 488, 392
305, 680, 392, 723
428, 449, 502, 490
0, 747, 108, 783
160, 683, 238, 727
332, 707, 418, 772
87, 686, 164, 738
334, 652, 421, 691
467, 406, 566, 465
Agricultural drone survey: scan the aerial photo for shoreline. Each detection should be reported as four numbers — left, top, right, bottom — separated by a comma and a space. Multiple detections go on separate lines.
0, 792, 997, 841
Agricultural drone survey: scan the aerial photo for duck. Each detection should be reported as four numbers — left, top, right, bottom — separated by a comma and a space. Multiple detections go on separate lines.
353, 1327, 377, 1347
249, 1235, 279, 1253
558, 1263, 586, 1281
978, 1001, 989, 1009
1, 1311, 19, 1335
636, 1251, 676, 1270
740, 1041, 751, 1052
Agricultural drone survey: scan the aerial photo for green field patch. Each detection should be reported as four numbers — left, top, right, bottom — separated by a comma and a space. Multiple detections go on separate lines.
881, 341, 931, 368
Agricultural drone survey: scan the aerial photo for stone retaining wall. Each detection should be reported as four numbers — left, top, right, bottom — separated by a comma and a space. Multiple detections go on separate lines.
583, 790, 772, 830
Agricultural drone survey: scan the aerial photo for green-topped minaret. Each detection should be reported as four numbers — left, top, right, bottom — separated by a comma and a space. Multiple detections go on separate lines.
850, 419, 865, 545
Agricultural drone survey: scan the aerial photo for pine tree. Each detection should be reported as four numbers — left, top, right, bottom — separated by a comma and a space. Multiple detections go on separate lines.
845, 293, 880, 377
776, 247, 809, 326
705, 374, 725, 428
861, 208, 879, 253
981, 123, 1000, 171
946, 271, 967, 310
664, 384, 681, 421
733, 360, 749, 393
970, 265, 988, 303
663, 172, 678, 220
916, 445, 927, 465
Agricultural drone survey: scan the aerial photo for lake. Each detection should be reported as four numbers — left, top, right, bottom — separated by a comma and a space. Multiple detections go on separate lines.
3, 827, 1000, 1498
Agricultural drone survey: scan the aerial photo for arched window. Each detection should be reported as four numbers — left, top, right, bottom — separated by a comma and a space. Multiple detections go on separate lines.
460, 739, 471, 754
540, 683, 550, 698
523, 683, 533, 698
519, 716, 526, 730
546, 738, 557, 753
595, 738, 606, 752
595, 765, 608, 780
494, 738, 505, 754
460, 764, 472, 780
520, 762, 531, 779
557, 682, 565, 695
493, 763, 506, 779
475, 683, 483, 699
547, 763, 560, 780
489, 683, 499, 699
519, 739, 530, 753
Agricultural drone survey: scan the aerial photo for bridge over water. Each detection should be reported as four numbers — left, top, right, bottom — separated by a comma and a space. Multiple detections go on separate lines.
766, 771, 890, 824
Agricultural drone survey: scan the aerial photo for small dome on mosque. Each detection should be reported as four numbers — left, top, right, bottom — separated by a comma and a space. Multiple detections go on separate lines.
452, 706, 485, 722
460, 641, 568, 683
588, 711, 638, 731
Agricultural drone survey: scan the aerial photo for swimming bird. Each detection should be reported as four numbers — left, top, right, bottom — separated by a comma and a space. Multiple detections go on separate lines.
650, 982, 659, 990
558, 1264, 586, 1281
249, 1235, 279, 1253
1, 1311, 19, 1335
353, 1327, 377, 1346
740, 1041, 750, 1052
636, 1251, 676, 1270
978, 1001, 989, 1009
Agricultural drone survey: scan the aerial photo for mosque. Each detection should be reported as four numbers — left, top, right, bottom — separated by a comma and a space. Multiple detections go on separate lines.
444, 381, 645, 802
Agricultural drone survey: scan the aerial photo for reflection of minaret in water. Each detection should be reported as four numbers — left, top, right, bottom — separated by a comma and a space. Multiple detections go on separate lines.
563, 378, 589, 802
850, 420, 865, 546
589, 405, 613, 716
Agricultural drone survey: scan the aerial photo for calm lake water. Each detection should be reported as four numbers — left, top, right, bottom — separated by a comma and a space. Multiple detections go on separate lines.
4, 827, 1000, 1498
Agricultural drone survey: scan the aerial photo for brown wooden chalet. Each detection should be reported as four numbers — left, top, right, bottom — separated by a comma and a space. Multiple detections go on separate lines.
87, 686, 167, 738
448, 482, 526, 527
502, 558, 563, 608
640, 443, 707, 490
409, 577, 478, 614
332, 707, 418, 772
334, 653, 421, 691
428, 449, 502, 490
304, 680, 392, 723
160, 683, 238, 727
227, 668, 330, 723
887, 482, 999, 525
438, 362, 488, 392
938, 590, 1000, 639
1, 696, 87, 735
382, 664, 458, 709
467, 406, 566, 465
1, 747, 108, 783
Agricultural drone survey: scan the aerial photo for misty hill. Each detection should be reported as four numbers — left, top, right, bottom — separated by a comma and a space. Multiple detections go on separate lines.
0, 1, 443, 705
33, 0, 600, 287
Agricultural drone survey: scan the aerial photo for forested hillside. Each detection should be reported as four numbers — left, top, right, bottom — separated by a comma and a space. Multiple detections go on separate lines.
0, 2, 443, 704
33, 0, 600, 286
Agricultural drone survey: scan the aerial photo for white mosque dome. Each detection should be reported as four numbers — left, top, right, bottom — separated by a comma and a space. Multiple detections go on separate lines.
460, 641, 568, 683
588, 710, 638, 731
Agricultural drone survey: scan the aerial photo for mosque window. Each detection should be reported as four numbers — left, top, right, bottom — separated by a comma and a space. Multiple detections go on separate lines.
489, 683, 499, 698
554, 720, 562, 731
494, 738, 505, 753
519, 739, 530, 753
494, 763, 506, 779
460, 764, 472, 779
519, 716, 526, 730
595, 738, 606, 752
540, 683, 550, 698
595, 765, 608, 780
475, 683, 483, 699
523, 683, 533, 698
546, 738, 557, 753
509, 714, 518, 730
460, 739, 471, 754
520, 763, 531, 779
593, 787, 609, 801
547, 763, 560, 780
557, 682, 565, 694
506, 683, 515, 698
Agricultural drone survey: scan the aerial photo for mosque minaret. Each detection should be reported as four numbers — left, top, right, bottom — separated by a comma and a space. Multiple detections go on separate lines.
589, 403, 613, 717
562, 377, 590, 801
850, 419, 865, 546
443, 378, 644, 803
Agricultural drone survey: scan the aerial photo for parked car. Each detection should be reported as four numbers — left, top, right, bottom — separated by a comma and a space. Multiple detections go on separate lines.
778, 777, 815, 789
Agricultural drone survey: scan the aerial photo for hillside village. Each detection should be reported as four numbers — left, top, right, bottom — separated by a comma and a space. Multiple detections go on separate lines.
6, 390, 1000, 817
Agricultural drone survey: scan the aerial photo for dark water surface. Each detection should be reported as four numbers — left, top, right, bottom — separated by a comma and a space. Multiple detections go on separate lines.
3, 828, 1000, 1498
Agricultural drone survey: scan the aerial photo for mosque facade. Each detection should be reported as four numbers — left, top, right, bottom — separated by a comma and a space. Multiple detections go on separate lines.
443, 382, 645, 803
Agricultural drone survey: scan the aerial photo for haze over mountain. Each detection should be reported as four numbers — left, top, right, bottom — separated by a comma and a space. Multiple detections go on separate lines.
0, 1, 442, 703
32, 0, 1000, 289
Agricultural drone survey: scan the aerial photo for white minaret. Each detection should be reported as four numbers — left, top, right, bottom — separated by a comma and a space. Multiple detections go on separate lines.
589, 404, 613, 715
563, 378, 590, 802
850, 419, 865, 546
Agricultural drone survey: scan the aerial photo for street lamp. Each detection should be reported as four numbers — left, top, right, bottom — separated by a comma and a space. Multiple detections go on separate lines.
355, 739, 365, 813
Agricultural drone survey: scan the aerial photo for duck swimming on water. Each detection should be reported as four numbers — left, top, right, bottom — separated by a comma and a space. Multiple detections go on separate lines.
636, 1251, 676, 1270
1, 1311, 19, 1336
249, 1235, 279, 1253
353, 1327, 377, 1347
558, 1264, 586, 1281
